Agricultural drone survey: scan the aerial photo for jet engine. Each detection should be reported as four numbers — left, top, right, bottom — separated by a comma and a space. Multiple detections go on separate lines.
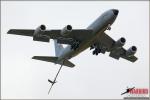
33, 25, 49, 42
114, 37, 126, 49
126, 46, 137, 57
61, 25, 72, 36
34, 24, 46, 37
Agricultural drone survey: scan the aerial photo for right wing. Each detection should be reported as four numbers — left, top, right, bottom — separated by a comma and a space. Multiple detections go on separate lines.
92, 33, 137, 62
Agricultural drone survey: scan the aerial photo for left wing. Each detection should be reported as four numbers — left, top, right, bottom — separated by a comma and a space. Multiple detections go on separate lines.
91, 33, 137, 62
44, 29, 93, 45
7, 25, 93, 45
8, 29, 34, 36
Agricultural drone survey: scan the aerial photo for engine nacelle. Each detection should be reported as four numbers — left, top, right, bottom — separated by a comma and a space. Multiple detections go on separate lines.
61, 25, 72, 36
126, 46, 137, 57
114, 37, 126, 49
34, 24, 46, 37
33, 25, 49, 42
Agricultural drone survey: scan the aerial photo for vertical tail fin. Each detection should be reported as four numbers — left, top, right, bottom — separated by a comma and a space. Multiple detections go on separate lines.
54, 39, 64, 57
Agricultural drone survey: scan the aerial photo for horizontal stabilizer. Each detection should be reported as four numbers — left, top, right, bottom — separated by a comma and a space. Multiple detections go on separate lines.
32, 56, 58, 63
32, 56, 75, 68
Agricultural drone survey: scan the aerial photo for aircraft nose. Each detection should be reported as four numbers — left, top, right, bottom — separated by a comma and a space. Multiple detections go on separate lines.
112, 9, 119, 16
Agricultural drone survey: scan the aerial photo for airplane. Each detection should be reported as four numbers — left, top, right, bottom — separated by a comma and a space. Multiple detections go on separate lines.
121, 87, 135, 95
7, 9, 138, 93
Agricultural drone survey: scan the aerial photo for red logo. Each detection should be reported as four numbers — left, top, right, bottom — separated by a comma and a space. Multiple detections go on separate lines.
121, 87, 149, 95
129, 88, 148, 94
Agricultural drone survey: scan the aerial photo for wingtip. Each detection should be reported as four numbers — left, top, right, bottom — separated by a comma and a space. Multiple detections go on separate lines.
32, 56, 38, 59
72, 64, 75, 68
7, 29, 12, 34
131, 57, 138, 63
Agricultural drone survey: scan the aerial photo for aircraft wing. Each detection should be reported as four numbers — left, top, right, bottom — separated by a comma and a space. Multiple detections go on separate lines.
7, 29, 93, 45
7, 29, 34, 36
93, 33, 138, 62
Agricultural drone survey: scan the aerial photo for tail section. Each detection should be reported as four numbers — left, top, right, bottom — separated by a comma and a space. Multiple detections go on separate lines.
54, 39, 64, 57
32, 56, 75, 68
32, 40, 75, 67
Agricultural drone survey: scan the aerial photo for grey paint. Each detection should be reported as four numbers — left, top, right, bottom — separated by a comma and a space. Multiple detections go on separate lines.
58, 9, 117, 60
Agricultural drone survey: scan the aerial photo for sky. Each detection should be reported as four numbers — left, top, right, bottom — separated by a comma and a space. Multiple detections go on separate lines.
1, 1, 149, 99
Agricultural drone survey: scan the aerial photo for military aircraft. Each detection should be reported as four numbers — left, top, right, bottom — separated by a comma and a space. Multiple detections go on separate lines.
7, 9, 137, 93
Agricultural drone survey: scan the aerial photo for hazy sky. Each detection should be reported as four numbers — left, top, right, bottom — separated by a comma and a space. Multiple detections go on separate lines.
1, 1, 149, 99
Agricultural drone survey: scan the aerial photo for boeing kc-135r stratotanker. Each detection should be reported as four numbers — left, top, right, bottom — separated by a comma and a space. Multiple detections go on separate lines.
7, 9, 137, 94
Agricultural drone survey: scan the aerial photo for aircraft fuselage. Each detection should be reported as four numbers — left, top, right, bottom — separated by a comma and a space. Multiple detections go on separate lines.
58, 9, 119, 61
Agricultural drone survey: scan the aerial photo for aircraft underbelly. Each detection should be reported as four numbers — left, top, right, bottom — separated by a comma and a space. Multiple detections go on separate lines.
63, 29, 106, 60
72, 26, 108, 56
59, 20, 108, 61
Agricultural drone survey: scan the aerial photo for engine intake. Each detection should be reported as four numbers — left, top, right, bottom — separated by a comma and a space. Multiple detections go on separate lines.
40, 24, 46, 30
61, 25, 72, 36
33, 25, 49, 42
126, 46, 137, 57
114, 37, 126, 49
